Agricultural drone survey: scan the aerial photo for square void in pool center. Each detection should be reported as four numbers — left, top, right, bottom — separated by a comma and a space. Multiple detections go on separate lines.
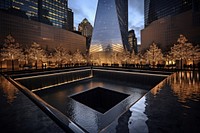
70, 87, 130, 114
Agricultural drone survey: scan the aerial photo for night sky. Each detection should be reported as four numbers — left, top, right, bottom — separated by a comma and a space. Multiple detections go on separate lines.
69, 0, 144, 44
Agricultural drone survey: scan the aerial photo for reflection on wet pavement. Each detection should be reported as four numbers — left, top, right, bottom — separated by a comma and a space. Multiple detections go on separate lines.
0, 76, 18, 104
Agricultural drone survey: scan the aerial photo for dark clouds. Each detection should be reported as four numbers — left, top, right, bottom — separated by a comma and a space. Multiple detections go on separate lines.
69, 0, 144, 44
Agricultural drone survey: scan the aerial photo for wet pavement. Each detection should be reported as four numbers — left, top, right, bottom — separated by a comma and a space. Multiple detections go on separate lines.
0, 75, 64, 133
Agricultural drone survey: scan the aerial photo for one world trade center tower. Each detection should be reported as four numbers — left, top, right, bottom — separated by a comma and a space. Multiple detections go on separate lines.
90, 0, 129, 63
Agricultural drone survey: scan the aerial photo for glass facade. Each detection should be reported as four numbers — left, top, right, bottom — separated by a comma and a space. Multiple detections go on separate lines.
39, 0, 68, 28
0, 0, 69, 29
145, 0, 193, 27
90, 0, 129, 54
12, 0, 38, 17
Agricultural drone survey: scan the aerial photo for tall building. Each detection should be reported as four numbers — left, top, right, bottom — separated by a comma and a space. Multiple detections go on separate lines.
145, 0, 193, 27
78, 18, 93, 53
90, 0, 129, 63
0, 0, 85, 53
78, 18, 93, 37
128, 30, 138, 54
66, 8, 74, 31
0, 0, 73, 30
0, 11, 86, 53
141, 0, 200, 52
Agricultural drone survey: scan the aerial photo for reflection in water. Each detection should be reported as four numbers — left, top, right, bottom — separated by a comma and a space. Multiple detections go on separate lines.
73, 101, 99, 132
144, 71, 200, 132
168, 71, 200, 103
108, 72, 200, 132
116, 110, 131, 133
36, 78, 147, 132
150, 78, 167, 96
128, 97, 149, 133
150, 71, 200, 103
0, 76, 18, 104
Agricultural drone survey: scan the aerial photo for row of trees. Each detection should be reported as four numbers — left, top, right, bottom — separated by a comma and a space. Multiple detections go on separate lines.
90, 34, 200, 69
0, 34, 200, 70
0, 34, 86, 70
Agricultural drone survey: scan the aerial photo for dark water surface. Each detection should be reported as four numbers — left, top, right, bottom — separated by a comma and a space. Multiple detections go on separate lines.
0, 76, 64, 132
8, 69, 199, 132
13, 68, 170, 132
102, 71, 200, 133
35, 78, 148, 132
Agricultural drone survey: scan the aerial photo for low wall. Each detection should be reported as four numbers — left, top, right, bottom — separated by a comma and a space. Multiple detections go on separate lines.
15, 68, 92, 91
93, 68, 168, 90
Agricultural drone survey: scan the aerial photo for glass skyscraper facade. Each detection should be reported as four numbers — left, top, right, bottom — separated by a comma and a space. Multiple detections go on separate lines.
90, 0, 129, 55
145, 0, 193, 27
0, 0, 38, 16
0, 0, 69, 29
39, 0, 68, 28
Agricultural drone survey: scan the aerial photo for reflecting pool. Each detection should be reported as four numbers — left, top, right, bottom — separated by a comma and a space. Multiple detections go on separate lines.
35, 78, 147, 132
8, 66, 185, 132
102, 71, 200, 133
14, 68, 168, 132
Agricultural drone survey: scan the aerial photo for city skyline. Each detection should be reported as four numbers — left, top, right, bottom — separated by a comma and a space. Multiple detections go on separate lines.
69, 0, 144, 44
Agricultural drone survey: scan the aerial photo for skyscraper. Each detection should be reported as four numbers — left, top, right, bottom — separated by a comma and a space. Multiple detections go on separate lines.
141, 0, 200, 52
78, 18, 93, 53
90, 0, 129, 63
66, 8, 74, 31
78, 18, 93, 37
38, 0, 68, 28
0, 0, 73, 30
0, 0, 85, 53
128, 30, 138, 54
145, 0, 193, 27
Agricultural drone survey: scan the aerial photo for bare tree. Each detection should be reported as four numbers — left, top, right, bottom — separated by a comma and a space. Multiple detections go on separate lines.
129, 51, 138, 64
110, 52, 119, 64
73, 49, 85, 64
53, 45, 71, 67
88, 54, 101, 65
119, 50, 130, 64
144, 42, 163, 67
27, 42, 46, 69
1, 34, 23, 70
169, 34, 194, 69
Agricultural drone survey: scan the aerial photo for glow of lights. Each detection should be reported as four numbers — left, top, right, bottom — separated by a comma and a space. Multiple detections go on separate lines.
15, 69, 91, 80
31, 76, 93, 92
151, 78, 167, 95
93, 69, 169, 77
